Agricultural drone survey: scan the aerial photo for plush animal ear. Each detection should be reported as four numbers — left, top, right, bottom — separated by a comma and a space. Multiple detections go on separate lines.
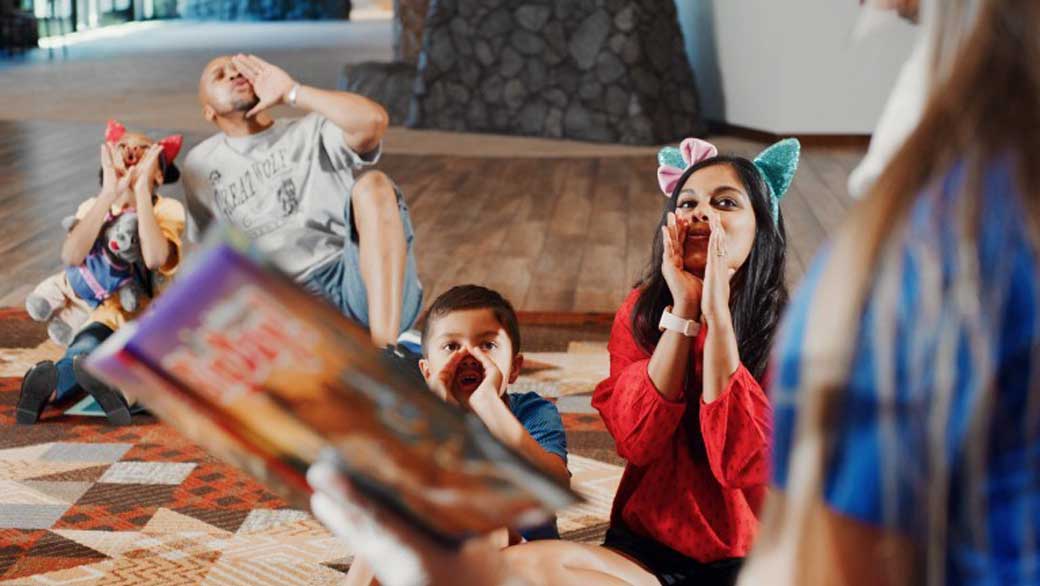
105, 119, 126, 144
157, 134, 183, 163
753, 138, 801, 222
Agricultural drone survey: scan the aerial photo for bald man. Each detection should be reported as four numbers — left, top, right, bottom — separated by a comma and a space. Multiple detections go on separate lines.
183, 54, 422, 347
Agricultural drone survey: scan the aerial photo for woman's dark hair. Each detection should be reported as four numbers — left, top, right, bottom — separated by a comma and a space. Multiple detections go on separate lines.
97, 153, 181, 186
630, 156, 788, 381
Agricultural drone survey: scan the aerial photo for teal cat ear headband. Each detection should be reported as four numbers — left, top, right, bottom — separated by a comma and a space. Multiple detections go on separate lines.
657, 137, 801, 223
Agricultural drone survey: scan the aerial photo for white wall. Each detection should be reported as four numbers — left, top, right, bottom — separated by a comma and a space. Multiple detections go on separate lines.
676, 0, 919, 135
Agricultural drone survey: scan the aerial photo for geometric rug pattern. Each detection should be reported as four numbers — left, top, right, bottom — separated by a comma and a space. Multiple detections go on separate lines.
0, 309, 622, 584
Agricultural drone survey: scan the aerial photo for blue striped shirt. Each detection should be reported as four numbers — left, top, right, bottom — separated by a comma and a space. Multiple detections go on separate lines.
772, 163, 1040, 585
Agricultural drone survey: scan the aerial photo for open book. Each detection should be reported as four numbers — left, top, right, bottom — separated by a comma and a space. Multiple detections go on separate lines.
86, 230, 579, 545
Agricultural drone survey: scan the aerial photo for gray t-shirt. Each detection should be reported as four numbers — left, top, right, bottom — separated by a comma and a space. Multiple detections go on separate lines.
182, 113, 380, 279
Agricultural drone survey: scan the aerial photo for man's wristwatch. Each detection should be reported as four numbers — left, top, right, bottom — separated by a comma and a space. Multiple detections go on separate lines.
287, 83, 301, 106
659, 306, 701, 337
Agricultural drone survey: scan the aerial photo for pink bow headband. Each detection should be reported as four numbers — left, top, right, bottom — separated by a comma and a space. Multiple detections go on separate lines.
656, 138, 718, 196
657, 136, 801, 224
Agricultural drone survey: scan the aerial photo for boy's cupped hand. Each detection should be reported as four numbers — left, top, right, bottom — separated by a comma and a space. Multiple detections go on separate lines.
467, 347, 504, 403
429, 349, 466, 403
430, 347, 504, 408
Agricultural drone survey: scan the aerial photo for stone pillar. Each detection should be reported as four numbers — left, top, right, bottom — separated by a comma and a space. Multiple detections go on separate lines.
407, 0, 704, 144
340, 0, 425, 124
393, 0, 430, 64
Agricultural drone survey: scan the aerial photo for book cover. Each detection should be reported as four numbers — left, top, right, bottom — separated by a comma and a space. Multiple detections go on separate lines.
87, 231, 579, 543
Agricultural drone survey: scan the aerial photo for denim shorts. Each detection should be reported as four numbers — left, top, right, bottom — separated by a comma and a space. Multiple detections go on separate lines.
304, 183, 423, 333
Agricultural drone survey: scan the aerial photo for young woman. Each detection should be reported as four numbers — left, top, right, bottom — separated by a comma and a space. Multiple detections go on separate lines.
496, 137, 798, 586
742, 1, 1040, 584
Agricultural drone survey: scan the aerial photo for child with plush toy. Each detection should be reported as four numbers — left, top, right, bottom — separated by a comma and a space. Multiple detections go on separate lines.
17, 120, 186, 426
27, 212, 160, 345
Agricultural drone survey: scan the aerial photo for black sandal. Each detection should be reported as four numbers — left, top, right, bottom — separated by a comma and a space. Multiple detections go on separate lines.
17, 361, 58, 425
73, 356, 132, 426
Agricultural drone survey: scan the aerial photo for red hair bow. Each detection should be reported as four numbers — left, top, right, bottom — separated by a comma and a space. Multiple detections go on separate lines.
104, 119, 126, 143
104, 119, 183, 163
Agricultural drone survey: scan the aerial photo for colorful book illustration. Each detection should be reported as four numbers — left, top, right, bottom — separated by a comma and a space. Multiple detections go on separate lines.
87, 230, 579, 544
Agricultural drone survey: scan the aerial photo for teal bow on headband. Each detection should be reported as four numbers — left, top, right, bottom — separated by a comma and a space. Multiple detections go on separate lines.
753, 138, 800, 223
656, 137, 800, 224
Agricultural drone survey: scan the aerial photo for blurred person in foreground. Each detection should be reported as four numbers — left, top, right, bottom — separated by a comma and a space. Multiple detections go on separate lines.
747, 0, 1040, 584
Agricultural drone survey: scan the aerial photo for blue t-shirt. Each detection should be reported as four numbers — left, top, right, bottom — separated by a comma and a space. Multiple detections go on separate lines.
509, 391, 568, 540
772, 163, 1040, 585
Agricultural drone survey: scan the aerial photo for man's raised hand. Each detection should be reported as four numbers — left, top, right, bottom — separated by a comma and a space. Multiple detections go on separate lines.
231, 54, 296, 118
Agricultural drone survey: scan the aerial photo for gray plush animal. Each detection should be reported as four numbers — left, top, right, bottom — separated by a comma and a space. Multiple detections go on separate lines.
104, 212, 147, 313
26, 212, 156, 344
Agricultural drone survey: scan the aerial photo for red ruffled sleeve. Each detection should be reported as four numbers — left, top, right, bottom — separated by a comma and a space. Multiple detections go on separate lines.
699, 364, 772, 489
592, 290, 687, 467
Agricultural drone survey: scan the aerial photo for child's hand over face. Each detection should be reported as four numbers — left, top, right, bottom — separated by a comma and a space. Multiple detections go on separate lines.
132, 145, 163, 196
428, 347, 506, 411
100, 144, 135, 204
429, 349, 467, 404
466, 347, 505, 409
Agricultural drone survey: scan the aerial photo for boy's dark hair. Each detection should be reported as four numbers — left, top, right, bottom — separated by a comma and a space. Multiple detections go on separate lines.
421, 285, 521, 356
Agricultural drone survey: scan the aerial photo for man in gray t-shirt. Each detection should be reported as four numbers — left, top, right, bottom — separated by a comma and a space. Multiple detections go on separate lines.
183, 54, 422, 347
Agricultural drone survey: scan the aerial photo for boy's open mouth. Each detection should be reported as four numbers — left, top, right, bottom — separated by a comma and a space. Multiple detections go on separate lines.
456, 364, 485, 394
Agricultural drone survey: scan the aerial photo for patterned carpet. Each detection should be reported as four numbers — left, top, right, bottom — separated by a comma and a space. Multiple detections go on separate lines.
0, 308, 622, 584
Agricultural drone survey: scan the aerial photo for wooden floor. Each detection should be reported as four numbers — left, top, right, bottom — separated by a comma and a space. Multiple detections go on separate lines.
0, 119, 864, 312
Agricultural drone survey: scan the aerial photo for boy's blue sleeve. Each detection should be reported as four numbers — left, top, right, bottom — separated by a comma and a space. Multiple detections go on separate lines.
510, 392, 568, 463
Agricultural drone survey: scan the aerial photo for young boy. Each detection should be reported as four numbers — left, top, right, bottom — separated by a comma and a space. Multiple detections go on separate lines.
344, 285, 569, 586
418, 285, 570, 496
